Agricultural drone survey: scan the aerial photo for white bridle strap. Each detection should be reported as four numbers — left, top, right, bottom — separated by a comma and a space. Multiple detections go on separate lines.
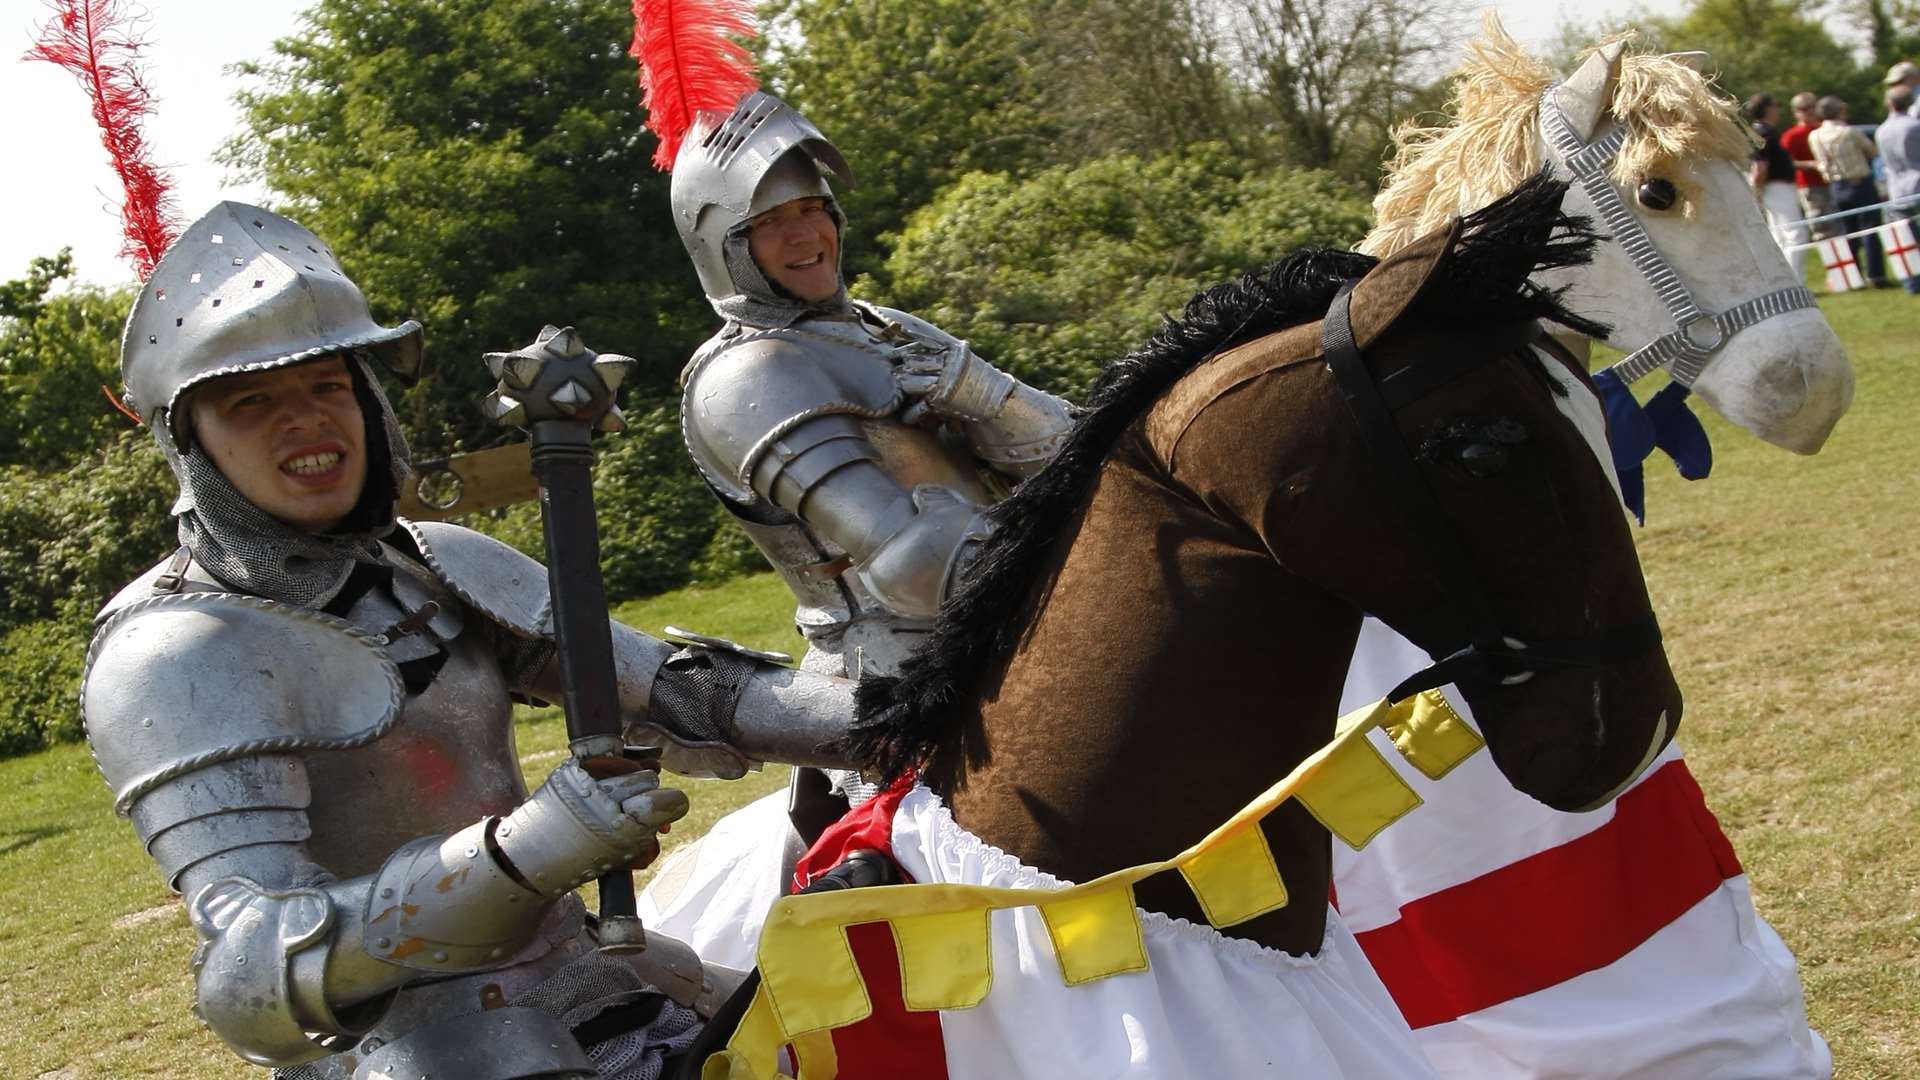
1540, 87, 1819, 387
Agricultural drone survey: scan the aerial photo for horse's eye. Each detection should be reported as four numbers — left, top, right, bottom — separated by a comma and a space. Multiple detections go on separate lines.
1458, 442, 1510, 477
1637, 178, 1678, 211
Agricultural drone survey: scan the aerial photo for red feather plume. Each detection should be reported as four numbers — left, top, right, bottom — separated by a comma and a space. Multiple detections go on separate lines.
630, 0, 761, 171
26, 0, 181, 280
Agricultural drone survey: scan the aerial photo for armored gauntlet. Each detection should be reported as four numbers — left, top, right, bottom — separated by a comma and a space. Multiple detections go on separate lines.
893, 338, 1074, 478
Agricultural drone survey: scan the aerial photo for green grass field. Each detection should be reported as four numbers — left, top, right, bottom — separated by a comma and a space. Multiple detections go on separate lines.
0, 290, 1914, 1077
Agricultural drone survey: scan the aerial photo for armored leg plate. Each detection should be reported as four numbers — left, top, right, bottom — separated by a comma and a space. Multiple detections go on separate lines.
349, 1007, 595, 1080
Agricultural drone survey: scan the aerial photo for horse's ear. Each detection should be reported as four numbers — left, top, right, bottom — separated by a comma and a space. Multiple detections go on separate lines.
1561, 40, 1628, 142
1667, 51, 1710, 73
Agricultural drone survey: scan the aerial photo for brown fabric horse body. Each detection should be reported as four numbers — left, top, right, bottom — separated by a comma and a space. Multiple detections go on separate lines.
854, 184, 1683, 958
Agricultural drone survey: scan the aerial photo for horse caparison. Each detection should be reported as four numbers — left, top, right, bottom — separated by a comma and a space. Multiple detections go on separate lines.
851, 176, 1682, 956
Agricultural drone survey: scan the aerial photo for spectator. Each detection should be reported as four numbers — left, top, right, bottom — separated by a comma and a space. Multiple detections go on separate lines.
1877, 84, 1920, 293
1780, 92, 1836, 242
1810, 95, 1887, 287
1748, 93, 1807, 280
1887, 61, 1920, 116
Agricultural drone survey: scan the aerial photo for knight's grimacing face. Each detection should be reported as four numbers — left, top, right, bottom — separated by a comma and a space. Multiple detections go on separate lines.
747, 196, 841, 302
187, 355, 370, 533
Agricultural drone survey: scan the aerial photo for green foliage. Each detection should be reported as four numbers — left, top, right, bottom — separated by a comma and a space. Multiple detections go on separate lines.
0, 251, 138, 469
761, 0, 1060, 285
0, 432, 176, 634
876, 150, 1373, 397
0, 618, 89, 757
222, 0, 714, 456
1566, 0, 1879, 118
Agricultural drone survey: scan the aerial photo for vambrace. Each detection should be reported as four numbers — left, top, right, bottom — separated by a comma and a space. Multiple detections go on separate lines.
963, 379, 1076, 478
637, 646, 859, 777
186, 819, 564, 1069
893, 336, 1075, 478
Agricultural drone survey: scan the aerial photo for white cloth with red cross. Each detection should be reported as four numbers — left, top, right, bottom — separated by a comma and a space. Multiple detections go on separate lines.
1335, 618, 1831, 1079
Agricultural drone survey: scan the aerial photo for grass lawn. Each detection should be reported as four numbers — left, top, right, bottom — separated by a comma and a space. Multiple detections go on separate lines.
1, 290, 1914, 1076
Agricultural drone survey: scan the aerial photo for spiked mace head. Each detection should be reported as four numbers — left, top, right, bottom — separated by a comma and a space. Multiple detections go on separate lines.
482, 325, 636, 434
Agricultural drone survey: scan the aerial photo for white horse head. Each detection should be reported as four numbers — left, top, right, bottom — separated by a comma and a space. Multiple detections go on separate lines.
1364, 19, 1853, 453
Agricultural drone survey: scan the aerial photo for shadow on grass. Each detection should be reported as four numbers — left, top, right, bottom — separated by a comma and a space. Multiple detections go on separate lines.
0, 824, 75, 858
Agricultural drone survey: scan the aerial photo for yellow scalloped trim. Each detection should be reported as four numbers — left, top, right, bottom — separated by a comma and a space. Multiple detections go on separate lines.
701, 693, 1481, 1080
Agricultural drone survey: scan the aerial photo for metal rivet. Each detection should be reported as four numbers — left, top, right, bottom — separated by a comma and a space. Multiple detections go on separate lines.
432, 950, 448, 962
380, 887, 394, 899
465, 847, 479, 859
140, 718, 153, 728
375, 937, 391, 950
233, 955, 246, 965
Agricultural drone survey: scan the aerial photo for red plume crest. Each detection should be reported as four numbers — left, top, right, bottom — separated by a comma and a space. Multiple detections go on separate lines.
27, 0, 181, 281
630, 0, 761, 171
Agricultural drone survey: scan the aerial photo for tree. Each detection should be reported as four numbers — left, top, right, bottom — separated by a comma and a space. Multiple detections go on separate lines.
222, 0, 714, 456
1607, 0, 1874, 117
878, 147, 1373, 397
0, 251, 139, 469
1211, 0, 1468, 181
760, 0, 1062, 285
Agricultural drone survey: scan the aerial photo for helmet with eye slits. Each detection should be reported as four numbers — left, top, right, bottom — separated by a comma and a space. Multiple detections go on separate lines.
669, 92, 853, 306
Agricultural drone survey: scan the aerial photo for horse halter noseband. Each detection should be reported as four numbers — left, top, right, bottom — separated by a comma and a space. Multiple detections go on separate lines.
1540, 86, 1818, 387
1321, 283, 1661, 703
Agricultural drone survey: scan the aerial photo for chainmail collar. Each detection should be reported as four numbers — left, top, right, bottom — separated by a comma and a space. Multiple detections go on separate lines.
163, 354, 412, 608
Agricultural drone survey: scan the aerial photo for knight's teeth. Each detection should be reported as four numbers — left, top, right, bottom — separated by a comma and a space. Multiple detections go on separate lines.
283, 451, 342, 476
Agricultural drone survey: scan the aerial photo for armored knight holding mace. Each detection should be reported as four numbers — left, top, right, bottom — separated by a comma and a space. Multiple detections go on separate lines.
42, 5, 866, 1076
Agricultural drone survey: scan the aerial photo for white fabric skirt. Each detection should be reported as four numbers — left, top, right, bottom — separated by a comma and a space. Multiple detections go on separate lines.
887, 785, 1439, 1079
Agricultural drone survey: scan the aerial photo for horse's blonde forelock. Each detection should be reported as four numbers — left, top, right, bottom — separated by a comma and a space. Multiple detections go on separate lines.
1362, 16, 1757, 257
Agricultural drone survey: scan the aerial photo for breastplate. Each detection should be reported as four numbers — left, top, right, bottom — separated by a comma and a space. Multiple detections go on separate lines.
301, 575, 527, 879
689, 312, 996, 640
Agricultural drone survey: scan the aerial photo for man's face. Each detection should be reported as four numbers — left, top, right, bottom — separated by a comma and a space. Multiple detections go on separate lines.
187, 356, 369, 533
1795, 105, 1816, 125
746, 196, 841, 303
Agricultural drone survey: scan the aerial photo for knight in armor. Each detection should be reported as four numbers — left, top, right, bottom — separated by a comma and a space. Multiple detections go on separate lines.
80, 203, 859, 1080
638, 92, 1074, 964
676, 90, 1073, 731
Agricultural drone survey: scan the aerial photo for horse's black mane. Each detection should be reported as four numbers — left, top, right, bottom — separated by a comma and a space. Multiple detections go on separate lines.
849, 172, 1609, 781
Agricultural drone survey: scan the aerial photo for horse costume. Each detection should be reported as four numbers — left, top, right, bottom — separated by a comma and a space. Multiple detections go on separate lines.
1326, 24, 1834, 1077
693, 178, 1681, 1078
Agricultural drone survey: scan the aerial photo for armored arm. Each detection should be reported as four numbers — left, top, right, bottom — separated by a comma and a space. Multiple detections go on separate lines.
83, 594, 686, 1069
401, 519, 859, 781
683, 337, 996, 623
883, 310, 1075, 479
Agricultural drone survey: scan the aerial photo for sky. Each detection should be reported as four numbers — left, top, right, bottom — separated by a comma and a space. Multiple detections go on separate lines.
1, 0, 1643, 289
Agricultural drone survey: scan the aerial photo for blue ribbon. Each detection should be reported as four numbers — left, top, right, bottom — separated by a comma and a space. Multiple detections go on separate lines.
1592, 369, 1713, 523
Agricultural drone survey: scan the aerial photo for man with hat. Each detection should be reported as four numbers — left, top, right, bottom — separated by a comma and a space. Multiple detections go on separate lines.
81, 202, 861, 1079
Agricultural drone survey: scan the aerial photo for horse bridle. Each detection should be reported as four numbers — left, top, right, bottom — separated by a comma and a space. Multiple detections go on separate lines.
1321, 282, 1662, 704
1539, 85, 1818, 387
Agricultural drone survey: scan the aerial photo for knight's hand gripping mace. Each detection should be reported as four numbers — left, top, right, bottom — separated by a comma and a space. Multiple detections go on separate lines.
483, 325, 650, 953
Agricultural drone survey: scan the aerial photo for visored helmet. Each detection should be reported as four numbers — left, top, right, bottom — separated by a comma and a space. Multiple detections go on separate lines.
121, 202, 423, 448
669, 92, 853, 305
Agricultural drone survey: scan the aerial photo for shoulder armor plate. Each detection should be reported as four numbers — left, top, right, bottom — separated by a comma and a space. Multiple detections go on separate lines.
682, 320, 903, 503
400, 519, 553, 640
83, 593, 404, 816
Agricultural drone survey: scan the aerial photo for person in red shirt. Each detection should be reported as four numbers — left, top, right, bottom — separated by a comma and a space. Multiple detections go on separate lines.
1781, 91, 1836, 240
